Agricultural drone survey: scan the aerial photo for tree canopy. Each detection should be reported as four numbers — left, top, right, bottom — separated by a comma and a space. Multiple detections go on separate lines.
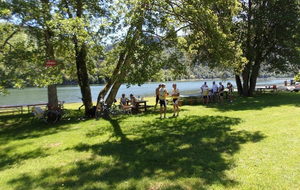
1, 0, 299, 102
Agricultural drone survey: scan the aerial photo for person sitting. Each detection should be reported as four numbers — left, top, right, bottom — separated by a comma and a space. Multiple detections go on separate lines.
129, 94, 138, 113
120, 94, 128, 106
120, 94, 131, 113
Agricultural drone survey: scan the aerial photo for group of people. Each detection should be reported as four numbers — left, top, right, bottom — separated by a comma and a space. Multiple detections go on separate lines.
201, 81, 233, 104
118, 81, 233, 118
118, 83, 180, 118
119, 93, 141, 112
155, 83, 180, 119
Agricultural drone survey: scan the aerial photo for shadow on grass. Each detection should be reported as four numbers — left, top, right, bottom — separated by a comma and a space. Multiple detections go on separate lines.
0, 143, 49, 171
0, 110, 86, 145
8, 115, 265, 190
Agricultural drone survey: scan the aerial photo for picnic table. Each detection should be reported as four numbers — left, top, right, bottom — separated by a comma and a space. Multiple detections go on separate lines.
0, 104, 24, 114
256, 86, 277, 94
26, 103, 48, 113
126, 100, 149, 112
136, 100, 149, 111
0, 101, 65, 115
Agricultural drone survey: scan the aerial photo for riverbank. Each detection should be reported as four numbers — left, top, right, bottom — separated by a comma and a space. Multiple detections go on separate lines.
0, 78, 290, 105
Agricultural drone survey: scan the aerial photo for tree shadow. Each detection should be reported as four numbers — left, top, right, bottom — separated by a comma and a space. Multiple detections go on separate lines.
0, 110, 87, 145
0, 143, 49, 171
104, 116, 128, 142
8, 115, 265, 190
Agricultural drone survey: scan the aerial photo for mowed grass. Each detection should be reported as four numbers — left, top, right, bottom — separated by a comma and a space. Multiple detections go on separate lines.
0, 92, 300, 190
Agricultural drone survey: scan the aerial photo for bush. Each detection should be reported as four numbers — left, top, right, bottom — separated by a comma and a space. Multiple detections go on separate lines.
294, 73, 300, 82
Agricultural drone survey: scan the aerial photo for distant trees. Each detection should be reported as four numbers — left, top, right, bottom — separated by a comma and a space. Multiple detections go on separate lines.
1, 0, 299, 107
234, 0, 300, 96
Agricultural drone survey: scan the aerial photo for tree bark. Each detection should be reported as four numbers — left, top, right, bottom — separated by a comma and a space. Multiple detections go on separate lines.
96, 4, 145, 106
104, 53, 132, 107
249, 59, 261, 96
74, 42, 93, 114
235, 75, 243, 95
42, 0, 58, 109
47, 85, 58, 108
242, 64, 251, 96
72, 0, 93, 115
96, 51, 126, 105
105, 81, 122, 106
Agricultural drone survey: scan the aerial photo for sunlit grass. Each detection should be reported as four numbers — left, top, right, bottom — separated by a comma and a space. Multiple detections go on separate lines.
0, 92, 300, 190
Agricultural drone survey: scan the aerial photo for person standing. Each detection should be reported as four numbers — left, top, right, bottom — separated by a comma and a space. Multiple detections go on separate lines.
212, 81, 219, 102
227, 82, 234, 102
218, 82, 225, 104
171, 83, 180, 117
159, 83, 168, 119
201, 82, 209, 104
201, 82, 208, 94
154, 84, 162, 109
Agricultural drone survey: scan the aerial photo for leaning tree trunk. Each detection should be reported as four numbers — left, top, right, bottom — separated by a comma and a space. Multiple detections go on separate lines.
105, 81, 122, 106
104, 54, 132, 107
96, 51, 126, 104
96, 6, 144, 107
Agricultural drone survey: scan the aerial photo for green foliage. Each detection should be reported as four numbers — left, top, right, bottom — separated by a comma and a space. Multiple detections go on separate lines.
236, 0, 300, 72
159, 0, 246, 71
294, 72, 300, 82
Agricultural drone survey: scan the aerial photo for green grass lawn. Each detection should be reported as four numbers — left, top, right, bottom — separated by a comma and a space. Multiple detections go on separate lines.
1, 92, 300, 190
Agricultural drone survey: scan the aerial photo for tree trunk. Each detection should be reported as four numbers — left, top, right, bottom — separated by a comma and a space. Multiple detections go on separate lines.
96, 6, 144, 107
105, 81, 122, 106
242, 64, 251, 96
47, 85, 58, 108
42, 0, 58, 109
249, 60, 261, 96
73, 0, 93, 115
235, 75, 243, 95
75, 43, 93, 114
104, 54, 132, 107
96, 51, 126, 105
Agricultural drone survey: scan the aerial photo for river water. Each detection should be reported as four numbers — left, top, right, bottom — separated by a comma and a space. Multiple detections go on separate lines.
0, 78, 289, 105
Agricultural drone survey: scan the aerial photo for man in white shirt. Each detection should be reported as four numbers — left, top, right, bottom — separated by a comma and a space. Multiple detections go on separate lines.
201, 82, 208, 94
159, 83, 168, 119
212, 81, 219, 102
201, 83, 209, 104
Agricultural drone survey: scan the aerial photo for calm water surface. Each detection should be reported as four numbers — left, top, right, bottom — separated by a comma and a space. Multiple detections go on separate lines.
0, 78, 289, 105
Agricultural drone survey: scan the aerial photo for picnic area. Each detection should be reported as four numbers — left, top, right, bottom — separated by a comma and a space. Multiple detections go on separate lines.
1, 0, 300, 189
1, 92, 300, 190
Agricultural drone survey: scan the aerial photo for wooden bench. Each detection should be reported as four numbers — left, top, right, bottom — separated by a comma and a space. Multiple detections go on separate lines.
0, 105, 24, 115
0, 101, 65, 115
